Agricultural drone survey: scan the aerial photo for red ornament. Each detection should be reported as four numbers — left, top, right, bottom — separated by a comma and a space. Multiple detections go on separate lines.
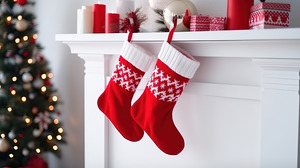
9, 86, 15, 92
56, 111, 61, 116
30, 38, 36, 44
183, 9, 191, 29
38, 56, 45, 62
44, 80, 51, 86
32, 107, 39, 114
19, 133, 24, 138
23, 50, 29, 57
17, 0, 27, 6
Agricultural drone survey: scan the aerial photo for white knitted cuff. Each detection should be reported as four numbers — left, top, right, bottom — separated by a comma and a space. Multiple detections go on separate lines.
121, 41, 153, 72
158, 42, 200, 79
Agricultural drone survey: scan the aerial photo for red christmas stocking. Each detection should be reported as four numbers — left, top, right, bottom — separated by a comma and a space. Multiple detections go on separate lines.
131, 41, 200, 155
97, 40, 152, 142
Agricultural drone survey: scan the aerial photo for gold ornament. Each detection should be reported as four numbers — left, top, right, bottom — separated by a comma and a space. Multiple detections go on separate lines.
15, 20, 29, 32
0, 138, 10, 152
163, 0, 198, 31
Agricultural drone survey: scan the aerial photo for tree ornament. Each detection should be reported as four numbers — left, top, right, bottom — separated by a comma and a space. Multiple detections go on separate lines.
34, 111, 51, 130
18, 42, 24, 48
15, 19, 29, 31
7, 33, 14, 40
44, 79, 51, 86
32, 107, 38, 114
33, 78, 43, 88
9, 86, 15, 92
22, 72, 33, 82
0, 0, 10, 15
120, 7, 147, 33
18, 133, 24, 138
17, 0, 27, 6
27, 141, 35, 149
22, 50, 29, 57
22, 148, 29, 156
163, 0, 197, 31
4, 57, 16, 65
23, 83, 32, 90
0, 71, 6, 84
29, 93, 36, 99
5, 50, 14, 57
8, 131, 16, 139
15, 55, 23, 64
0, 138, 10, 152
32, 128, 42, 137
30, 38, 36, 44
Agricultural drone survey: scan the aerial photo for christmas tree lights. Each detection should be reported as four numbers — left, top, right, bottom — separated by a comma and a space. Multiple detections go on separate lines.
0, 0, 65, 167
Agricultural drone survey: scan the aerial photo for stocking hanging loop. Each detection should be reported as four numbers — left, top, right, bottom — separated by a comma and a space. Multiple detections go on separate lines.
127, 18, 134, 42
167, 16, 178, 44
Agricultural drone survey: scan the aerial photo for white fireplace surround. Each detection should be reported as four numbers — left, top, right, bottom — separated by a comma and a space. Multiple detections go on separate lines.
56, 28, 300, 168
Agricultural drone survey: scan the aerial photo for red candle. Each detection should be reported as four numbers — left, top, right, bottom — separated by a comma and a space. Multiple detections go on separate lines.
227, 0, 254, 30
93, 3, 106, 33
106, 13, 120, 33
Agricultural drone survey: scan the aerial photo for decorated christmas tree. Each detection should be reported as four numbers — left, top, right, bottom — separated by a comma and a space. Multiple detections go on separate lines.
0, 0, 65, 167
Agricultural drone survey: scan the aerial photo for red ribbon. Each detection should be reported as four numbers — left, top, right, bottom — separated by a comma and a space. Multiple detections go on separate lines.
167, 16, 178, 44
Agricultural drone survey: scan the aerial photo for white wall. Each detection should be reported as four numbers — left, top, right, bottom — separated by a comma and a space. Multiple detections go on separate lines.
34, 0, 299, 168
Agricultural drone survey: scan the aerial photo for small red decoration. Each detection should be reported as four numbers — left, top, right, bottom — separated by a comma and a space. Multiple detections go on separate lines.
44, 80, 51, 86
22, 51, 29, 57
34, 111, 51, 130
183, 9, 191, 29
120, 8, 147, 33
18, 133, 24, 138
30, 38, 35, 44
9, 86, 15, 92
56, 111, 61, 116
17, 0, 27, 6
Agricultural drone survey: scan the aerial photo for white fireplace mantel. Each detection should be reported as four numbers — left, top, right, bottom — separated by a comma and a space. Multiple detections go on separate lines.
56, 28, 300, 168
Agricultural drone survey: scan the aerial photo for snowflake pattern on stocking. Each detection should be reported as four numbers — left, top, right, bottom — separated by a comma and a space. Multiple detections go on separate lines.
147, 66, 188, 102
112, 60, 143, 92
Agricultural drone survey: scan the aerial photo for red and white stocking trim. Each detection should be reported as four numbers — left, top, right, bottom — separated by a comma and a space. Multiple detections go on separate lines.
158, 41, 200, 79
121, 41, 153, 72
112, 41, 153, 92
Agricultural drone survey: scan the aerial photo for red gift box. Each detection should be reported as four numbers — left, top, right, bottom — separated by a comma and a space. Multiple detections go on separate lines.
190, 15, 209, 31
249, 2, 290, 29
210, 17, 227, 31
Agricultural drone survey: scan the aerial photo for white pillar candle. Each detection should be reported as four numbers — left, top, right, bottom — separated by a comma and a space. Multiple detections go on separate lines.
77, 6, 93, 34
77, 9, 83, 33
116, 0, 135, 20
